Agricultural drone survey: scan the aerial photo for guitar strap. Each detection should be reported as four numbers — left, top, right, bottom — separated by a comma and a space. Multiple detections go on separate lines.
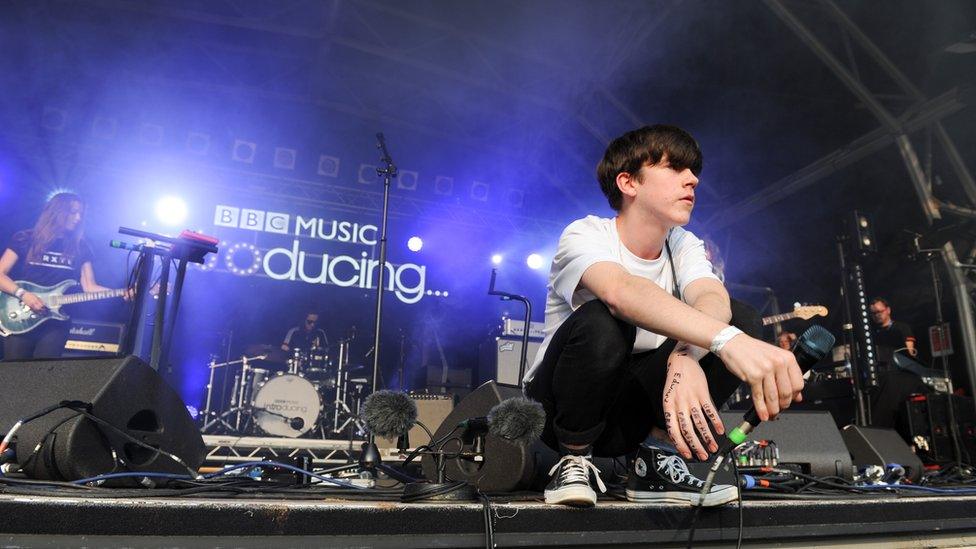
665, 229, 681, 301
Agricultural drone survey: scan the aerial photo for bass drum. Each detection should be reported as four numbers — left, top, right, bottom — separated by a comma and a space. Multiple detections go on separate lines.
252, 374, 322, 437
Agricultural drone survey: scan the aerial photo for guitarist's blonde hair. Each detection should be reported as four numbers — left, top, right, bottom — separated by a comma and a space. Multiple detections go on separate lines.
28, 192, 85, 263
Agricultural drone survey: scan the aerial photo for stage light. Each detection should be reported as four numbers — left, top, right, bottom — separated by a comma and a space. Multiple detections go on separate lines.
434, 176, 454, 195
186, 132, 211, 155
397, 170, 418, 191
318, 155, 340, 177
274, 147, 296, 170
407, 236, 423, 252
471, 181, 489, 202
358, 164, 378, 184
232, 139, 256, 164
45, 187, 76, 202
155, 196, 188, 226
526, 253, 544, 270
491, 254, 503, 265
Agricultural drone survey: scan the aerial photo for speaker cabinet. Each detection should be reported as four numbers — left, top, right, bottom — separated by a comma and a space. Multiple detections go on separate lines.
906, 393, 976, 464
0, 355, 205, 481
721, 410, 854, 480
842, 425, 924, 482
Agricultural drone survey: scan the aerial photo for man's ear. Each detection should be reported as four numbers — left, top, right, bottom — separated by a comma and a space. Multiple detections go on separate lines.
616, 171, 639, 202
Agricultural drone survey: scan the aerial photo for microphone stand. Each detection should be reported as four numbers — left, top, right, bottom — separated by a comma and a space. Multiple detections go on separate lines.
361, 132, 397, 474
488, 269, 533, 388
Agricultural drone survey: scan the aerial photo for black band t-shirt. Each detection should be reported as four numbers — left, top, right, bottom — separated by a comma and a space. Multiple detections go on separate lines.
6, 230, 94, 287
873, 320, 914, 364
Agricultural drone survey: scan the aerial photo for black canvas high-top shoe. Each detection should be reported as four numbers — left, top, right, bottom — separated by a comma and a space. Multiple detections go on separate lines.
626, 444, 737, 506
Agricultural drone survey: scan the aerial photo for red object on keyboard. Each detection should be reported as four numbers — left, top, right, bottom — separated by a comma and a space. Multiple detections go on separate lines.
178, 230, 219, 245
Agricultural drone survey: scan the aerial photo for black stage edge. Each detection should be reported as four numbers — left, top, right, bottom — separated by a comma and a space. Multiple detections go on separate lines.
2, 494, 976, 547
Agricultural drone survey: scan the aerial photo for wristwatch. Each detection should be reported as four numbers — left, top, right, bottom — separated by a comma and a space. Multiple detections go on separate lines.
14, 287, 26, 299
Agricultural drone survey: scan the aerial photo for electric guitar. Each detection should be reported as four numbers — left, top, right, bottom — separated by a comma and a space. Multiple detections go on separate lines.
0, 280, 127, 337
762, 305, 828, 326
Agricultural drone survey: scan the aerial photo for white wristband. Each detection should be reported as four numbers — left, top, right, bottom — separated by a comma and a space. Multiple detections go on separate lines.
14, 287, 26, 299
710, 326, 744, 355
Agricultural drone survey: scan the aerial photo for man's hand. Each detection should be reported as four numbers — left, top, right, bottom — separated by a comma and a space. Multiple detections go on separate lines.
663, 353, 724, 461
718, 334, 804, 422
21, 292, 47, 313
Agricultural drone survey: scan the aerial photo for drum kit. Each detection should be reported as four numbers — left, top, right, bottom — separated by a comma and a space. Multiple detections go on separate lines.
200, 335, 371, 438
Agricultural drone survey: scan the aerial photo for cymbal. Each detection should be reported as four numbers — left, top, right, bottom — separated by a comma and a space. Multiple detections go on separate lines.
243, 344, 290, 365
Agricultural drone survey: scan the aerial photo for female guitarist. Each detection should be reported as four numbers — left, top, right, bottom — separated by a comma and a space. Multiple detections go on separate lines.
0, 192, 120, 359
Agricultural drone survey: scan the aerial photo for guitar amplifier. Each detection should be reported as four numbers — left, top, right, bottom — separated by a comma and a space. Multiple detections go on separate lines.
479, 336, 542, 387
377, 392, 455, 450
64, 319, 124, 356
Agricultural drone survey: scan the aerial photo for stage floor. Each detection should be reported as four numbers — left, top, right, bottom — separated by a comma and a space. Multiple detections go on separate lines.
2, 491, 976, 548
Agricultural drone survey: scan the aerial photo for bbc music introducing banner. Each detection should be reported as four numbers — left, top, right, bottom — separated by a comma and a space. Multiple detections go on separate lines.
193, 203, 450, 305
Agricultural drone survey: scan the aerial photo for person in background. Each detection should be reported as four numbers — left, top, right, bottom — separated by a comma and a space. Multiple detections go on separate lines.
0, 193, 118, 359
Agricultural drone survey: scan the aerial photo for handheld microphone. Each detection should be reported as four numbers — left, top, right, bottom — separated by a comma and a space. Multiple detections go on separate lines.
362, 390, 418, 439
723, 325, 835, 450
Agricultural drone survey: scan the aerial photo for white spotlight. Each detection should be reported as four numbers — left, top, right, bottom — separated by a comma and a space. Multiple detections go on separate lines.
526, 253, 544, 270
155, 196, 188, 226
491, 254, 503, 265
407, 236, 423, 252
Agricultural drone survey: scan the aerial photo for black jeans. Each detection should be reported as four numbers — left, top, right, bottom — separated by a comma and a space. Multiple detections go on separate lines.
525, 299, 762, 458
2, 320, 69, 360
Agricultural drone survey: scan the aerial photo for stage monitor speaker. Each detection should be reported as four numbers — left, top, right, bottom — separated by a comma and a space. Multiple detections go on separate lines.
0, 355, 205, 481
721, 410, 854, 480
842, 425, 924, 482
421, 381, 541, 492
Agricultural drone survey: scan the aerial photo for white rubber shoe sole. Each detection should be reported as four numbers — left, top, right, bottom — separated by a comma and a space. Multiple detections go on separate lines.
545, 484, 598, 507
625, 485, 738, 507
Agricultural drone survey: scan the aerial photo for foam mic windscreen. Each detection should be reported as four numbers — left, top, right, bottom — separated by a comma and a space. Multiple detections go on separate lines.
487, 397, 545, 448
362, 390, 418, 439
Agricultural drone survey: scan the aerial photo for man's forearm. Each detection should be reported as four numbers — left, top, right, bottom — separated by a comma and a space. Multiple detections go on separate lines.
607, 276, 731, 351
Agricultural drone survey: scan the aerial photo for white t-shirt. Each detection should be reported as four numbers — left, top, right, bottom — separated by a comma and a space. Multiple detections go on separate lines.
524, 215, 720, 384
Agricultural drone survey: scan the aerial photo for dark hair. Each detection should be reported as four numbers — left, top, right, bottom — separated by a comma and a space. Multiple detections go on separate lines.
870, 297, 890, 308
596, 125, 702, 211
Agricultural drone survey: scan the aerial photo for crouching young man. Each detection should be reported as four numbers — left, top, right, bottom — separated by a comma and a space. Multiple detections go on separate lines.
524, 125, 805, 507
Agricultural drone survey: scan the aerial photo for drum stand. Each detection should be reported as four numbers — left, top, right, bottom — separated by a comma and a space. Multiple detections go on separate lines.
330, 337, 367, 436
200, 355, 263, 434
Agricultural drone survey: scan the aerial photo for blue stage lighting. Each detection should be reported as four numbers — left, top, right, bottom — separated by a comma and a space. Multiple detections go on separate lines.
155, 196, 188, 226
491, 254, 503, 265
526, 253, 544, 270
407, 236, 423, 252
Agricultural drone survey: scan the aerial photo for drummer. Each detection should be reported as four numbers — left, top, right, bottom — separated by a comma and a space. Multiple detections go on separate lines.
281, 310, 329, 354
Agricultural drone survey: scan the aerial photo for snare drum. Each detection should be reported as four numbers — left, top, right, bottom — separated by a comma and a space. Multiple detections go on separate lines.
252, 373, 322, 437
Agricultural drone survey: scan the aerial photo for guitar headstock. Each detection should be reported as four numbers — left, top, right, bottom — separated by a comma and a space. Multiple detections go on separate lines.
793, 305, 828, 320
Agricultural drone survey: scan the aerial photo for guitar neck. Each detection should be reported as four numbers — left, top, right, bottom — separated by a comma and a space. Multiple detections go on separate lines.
50, 289, 126, 307
762, 312, 797, 326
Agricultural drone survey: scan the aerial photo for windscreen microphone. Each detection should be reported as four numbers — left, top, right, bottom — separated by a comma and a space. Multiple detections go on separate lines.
362, 390, 418, 439
460, 397, 546, 449
724, 325, 835, 449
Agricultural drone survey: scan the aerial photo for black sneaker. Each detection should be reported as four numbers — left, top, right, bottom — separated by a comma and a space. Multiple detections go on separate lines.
626, 445, 737, 506
544, 454, 607, 507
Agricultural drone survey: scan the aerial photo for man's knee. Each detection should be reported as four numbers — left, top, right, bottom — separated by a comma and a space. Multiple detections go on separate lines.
729, 298, 762, 339
565, 300, 635, 364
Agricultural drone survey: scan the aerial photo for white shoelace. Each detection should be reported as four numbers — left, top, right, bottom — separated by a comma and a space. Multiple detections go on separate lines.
655, 454, 705, 488
548, 454, 607, 493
